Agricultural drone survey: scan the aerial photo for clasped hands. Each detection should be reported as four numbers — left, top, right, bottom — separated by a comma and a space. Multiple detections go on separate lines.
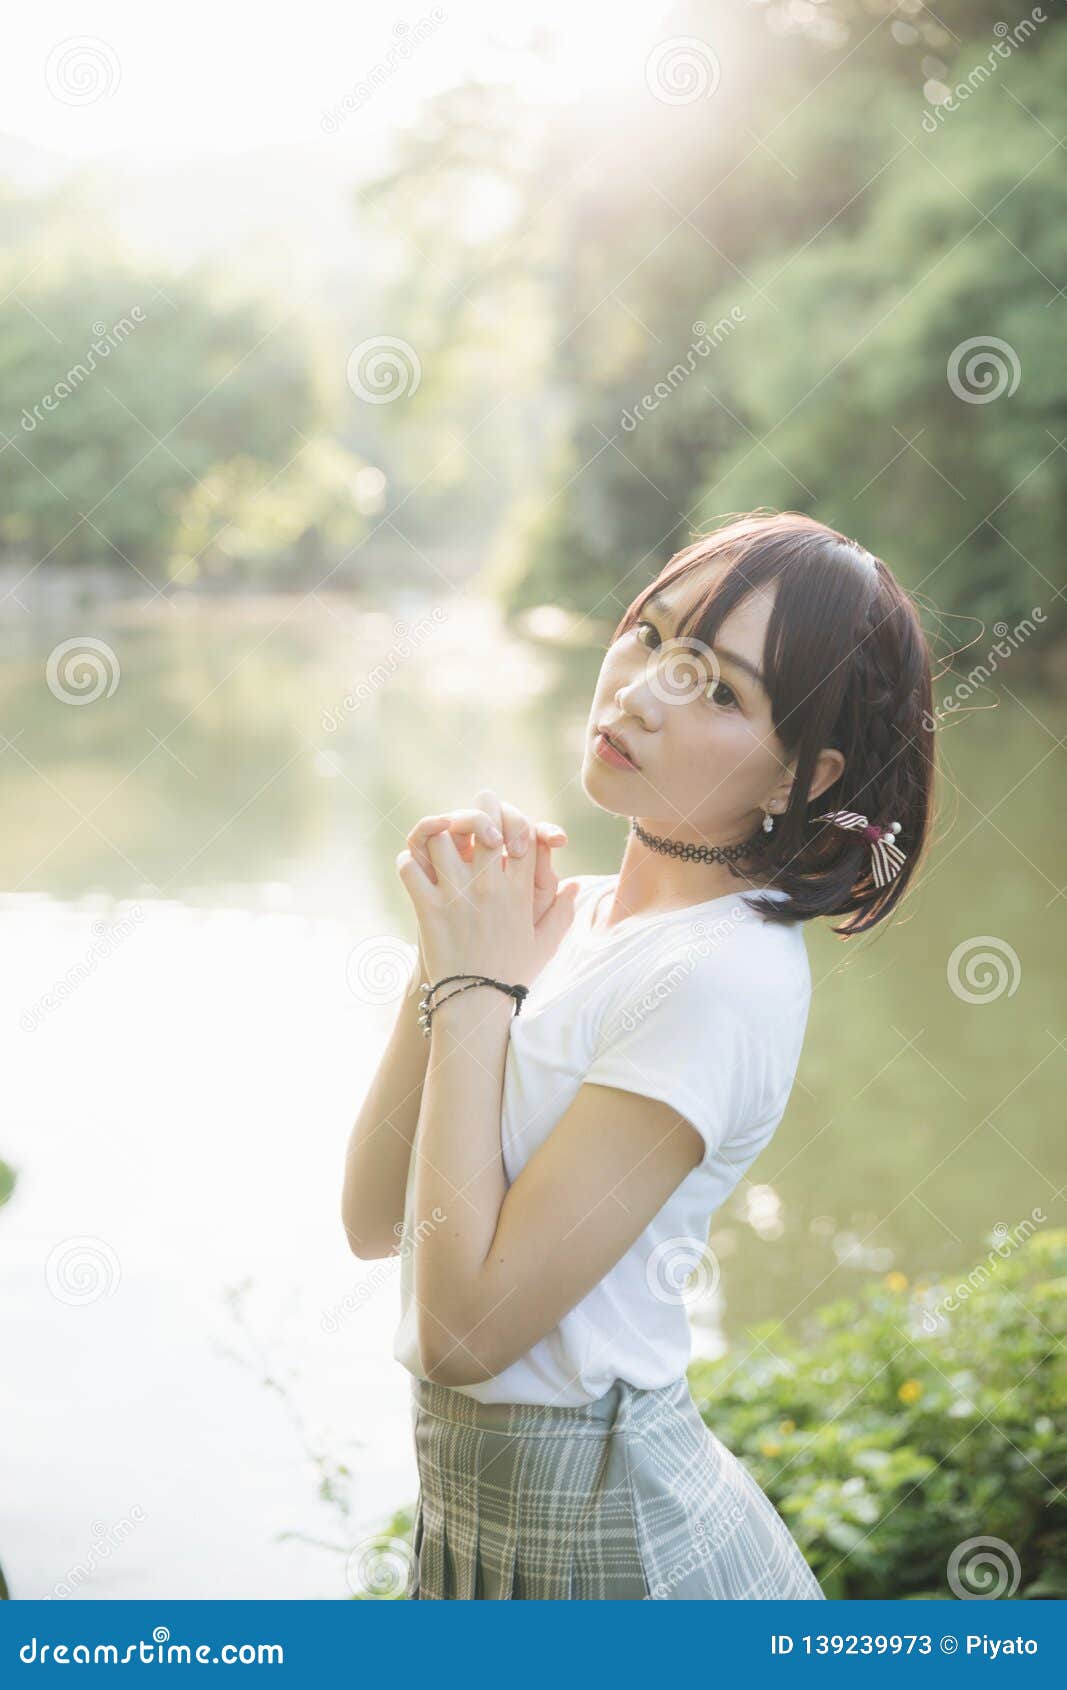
396, 788, 579, 992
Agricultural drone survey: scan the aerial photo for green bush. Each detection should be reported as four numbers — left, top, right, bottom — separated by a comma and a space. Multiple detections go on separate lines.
688, 1228, 1066, 1599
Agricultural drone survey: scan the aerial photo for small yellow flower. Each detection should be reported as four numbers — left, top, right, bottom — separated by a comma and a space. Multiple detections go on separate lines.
898, 1378, 923, 1405
778, 1418, 796, 1435
884, 1271, 909, 1293
759, 1439, 782, 1457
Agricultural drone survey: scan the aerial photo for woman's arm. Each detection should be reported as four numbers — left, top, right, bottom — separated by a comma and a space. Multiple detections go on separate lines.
341, 802, 567, 1259
340, 945, 429, 1261
413, 1013, 705, 1384
409, 983, 515, 1365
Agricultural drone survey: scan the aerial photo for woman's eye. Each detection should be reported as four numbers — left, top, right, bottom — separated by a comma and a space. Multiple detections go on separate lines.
634, 620, 660, 648
705, 678, 739, 710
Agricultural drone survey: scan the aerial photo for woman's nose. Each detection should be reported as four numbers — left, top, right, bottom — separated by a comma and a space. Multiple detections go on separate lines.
615, 670, 661, 727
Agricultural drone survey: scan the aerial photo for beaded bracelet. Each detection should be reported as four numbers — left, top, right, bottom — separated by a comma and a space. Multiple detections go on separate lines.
418, 973, 530, 1037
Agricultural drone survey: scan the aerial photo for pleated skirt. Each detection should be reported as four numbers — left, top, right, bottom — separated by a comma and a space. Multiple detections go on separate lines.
406, 1372, 826, 1600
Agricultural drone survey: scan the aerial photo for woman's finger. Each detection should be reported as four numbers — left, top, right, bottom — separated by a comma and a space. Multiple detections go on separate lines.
406, 801, 565, 886
505, 804, 567, 854
471, 790, 566, 858
498, 801, 567, 860
497, 798, 533, 859
424, 824, 469, 891
408, 810, 503, 882
473, 789, 504, 837
396, 848, 434, 910
532, 832, 559, 902
408, 810, 502, 854
534, 820, 568, 848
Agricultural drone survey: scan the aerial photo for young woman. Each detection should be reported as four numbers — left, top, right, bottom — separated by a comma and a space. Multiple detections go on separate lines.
342, 511, 936, 1600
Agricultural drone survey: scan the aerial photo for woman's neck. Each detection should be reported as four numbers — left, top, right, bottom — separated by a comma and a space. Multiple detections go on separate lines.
594, 827, 774, 931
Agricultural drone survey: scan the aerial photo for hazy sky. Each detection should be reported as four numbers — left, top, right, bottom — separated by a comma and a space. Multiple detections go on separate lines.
2, 0, 672, 158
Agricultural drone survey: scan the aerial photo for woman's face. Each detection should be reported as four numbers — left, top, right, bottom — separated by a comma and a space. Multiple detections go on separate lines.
582, 562, 793, 842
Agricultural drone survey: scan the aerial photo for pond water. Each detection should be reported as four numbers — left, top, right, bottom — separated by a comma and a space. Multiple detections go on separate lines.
2, 590, 1062, 1598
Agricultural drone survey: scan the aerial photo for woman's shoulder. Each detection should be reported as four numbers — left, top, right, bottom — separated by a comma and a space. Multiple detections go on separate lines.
639, 892, 811, 1020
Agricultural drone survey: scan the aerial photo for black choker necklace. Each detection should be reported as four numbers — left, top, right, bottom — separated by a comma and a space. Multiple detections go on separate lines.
630, 816, 761, 864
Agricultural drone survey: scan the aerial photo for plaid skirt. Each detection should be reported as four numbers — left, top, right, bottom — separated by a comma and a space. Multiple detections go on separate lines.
406, 1372, 826, 1600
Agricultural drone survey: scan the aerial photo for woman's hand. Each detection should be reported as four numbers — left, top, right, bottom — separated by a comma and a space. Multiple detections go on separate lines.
405, 794, 567, 925
398, 790, 579, 989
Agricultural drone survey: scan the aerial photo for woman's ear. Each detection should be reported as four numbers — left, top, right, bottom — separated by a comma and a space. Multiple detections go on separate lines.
807, 747, 846, 806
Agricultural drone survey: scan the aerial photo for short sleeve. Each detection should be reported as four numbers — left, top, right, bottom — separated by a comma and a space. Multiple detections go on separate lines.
582, 947, 764, 1169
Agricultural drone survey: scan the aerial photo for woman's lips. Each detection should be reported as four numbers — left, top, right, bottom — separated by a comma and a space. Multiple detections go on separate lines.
594, 731, 638, 771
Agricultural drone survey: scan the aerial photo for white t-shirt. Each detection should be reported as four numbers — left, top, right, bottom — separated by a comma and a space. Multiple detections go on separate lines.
393, 872, 812, 1405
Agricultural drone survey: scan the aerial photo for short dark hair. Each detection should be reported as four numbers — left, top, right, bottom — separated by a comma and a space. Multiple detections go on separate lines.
609, 511, 937, 937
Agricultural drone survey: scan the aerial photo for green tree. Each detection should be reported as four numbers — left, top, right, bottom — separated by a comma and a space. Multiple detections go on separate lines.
0, 260, 367, 583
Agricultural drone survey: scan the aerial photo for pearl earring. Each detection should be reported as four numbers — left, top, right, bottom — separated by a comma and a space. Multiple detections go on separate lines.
762, 808, 776, 834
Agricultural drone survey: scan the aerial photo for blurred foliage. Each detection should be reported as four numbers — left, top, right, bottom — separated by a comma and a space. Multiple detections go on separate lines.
0, 238, 368, 584
688, 1226, 1067, 1599
1, 0, 1062, 619
357, 0, 1066, 634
